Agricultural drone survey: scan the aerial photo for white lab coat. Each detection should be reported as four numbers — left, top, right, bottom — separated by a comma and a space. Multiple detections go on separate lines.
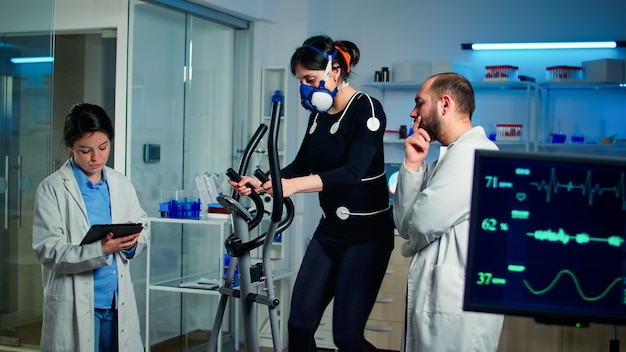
32, 160, 149, 352
393, 127, 504, 352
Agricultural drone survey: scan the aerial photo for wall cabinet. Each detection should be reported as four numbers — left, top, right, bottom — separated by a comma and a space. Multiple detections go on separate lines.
314, 301, 337, 349
364, 234, 411, 351
257, 277, 297, 348
497, 316, 626, 352
312, 235, 410, 351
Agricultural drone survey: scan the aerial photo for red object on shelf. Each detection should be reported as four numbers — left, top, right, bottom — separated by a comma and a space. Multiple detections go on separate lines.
496, 124, 523, 141
384, 129, 400, 140
485, 65, 519, 79
208, 205, 229, 214
546, 65, 583, 80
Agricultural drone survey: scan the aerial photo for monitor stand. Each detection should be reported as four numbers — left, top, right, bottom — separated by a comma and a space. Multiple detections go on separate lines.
610, 325, 619, 352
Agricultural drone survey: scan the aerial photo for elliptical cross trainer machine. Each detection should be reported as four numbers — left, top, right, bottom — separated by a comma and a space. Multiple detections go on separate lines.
206, 100, 294, 352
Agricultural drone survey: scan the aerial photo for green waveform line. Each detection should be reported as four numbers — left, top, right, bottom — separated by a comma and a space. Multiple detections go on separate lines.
523, 269, 622, 302
529, 168, 626, 210
527, 228, 625, 247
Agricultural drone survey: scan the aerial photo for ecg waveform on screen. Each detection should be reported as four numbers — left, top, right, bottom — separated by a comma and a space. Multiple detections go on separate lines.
523, 269, 622, 302
526, 228, 625, 247
529, 168, 626, 210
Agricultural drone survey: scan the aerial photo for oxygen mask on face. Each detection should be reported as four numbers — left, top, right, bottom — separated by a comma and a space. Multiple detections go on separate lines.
299, 46, 338, 113
300, 80, 336, 113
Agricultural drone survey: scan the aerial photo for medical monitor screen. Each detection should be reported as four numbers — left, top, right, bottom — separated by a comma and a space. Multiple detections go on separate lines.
464, 150, 626, 326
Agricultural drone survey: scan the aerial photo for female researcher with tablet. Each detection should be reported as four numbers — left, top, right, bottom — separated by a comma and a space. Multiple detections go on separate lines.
32, 103, 149, 352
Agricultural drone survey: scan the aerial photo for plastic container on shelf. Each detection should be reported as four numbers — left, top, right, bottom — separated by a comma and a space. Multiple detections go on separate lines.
159, 189, 202, 219
495, 124, 523, 141
546, 66, 583, 81
582, 59, 626, 82
270, 89, 284, 116
484, 65, 519, 81
159, 198, 201, 219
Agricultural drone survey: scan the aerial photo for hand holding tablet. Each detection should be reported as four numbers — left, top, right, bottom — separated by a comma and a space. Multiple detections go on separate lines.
80, 223, 144, 245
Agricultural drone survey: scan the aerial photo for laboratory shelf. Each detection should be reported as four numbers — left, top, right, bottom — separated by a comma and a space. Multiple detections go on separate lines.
145, 217, 231, 352
534, 81, 626, 152
361, 80, 534, 91
370, 80, 534, 154
537, 81, 626, 90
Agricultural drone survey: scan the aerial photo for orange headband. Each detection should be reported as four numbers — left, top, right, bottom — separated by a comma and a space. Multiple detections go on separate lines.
335, 45, 351, 73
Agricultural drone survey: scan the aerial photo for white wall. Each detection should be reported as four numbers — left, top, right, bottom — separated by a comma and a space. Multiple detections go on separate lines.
309, 0, 626, 84
54, 0, 124, 32
188, 0, 278, 22
1, 0, 54, 33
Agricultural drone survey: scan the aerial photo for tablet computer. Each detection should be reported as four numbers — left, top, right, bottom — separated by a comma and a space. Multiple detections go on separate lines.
79, 223, 144, 245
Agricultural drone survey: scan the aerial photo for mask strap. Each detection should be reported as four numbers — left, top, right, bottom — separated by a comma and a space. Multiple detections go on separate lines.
305, 45, 337, 81
321, 57, 333, 81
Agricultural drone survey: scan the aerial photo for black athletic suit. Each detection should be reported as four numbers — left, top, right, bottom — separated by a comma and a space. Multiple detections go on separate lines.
282, 92, 394, 351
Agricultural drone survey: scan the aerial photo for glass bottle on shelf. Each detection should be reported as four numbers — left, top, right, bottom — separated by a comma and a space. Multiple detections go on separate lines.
399, 125, 408, 139
381, 67, 390, 82
571, 124, 584, 144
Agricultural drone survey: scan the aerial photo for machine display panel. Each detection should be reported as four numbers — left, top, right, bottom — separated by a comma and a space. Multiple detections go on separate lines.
464, 150, 626, 326
385, 162, 401, 206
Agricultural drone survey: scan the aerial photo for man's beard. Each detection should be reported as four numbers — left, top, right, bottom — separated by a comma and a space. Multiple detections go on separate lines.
420, 106, 441, 142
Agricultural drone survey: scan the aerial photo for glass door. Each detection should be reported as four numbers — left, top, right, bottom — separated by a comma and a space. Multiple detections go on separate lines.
0, 1, 54, 348
128, 1, 246, 350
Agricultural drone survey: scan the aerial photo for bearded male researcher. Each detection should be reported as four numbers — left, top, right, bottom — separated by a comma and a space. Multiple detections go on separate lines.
393, 72, 504, 351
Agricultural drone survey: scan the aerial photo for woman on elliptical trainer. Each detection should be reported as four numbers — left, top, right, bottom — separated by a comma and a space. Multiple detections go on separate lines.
230, 34, 394, 351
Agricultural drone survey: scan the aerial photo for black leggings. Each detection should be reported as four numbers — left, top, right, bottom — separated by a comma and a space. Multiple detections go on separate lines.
288, 236, 393, 352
